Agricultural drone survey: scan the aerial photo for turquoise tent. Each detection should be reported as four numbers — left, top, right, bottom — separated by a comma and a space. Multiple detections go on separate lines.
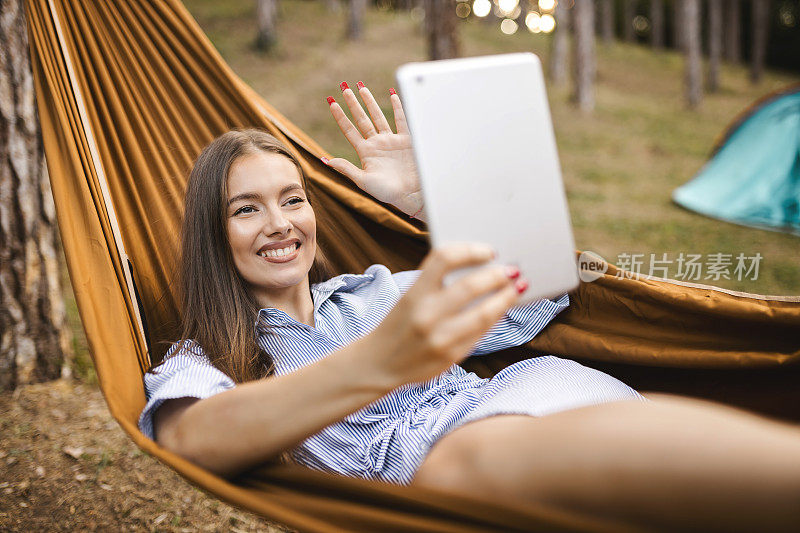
672, 87, 800, 235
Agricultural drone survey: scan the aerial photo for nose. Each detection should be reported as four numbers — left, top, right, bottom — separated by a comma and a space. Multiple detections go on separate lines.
262, 206, 292, 237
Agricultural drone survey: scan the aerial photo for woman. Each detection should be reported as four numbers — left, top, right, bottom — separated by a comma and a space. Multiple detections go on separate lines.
141, 82, 800, 531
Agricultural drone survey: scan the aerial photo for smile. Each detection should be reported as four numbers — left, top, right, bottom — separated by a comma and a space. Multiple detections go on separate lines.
258, 242, 301, 263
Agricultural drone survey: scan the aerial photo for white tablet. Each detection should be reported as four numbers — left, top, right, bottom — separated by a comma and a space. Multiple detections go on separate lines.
396, 52, 579, 305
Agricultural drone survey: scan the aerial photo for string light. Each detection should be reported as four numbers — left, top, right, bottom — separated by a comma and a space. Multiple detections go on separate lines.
525, 11, 542, 32
498, 0, 519, 15
473, 0, 492, 17
456, 1, 471, 17
538, 0, 555, 12
500, 18, 519, 34
540, 13, 556, 32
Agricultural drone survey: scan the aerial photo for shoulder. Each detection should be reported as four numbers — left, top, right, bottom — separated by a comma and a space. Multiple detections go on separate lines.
146, 339, 213, 377
313, 265, 420, 296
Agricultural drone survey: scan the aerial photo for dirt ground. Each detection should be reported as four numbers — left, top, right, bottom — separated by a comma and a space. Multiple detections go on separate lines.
0, 379, 294, 532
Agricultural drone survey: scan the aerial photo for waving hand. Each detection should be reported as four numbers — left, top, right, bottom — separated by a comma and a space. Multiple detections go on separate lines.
324, 82, 425, 221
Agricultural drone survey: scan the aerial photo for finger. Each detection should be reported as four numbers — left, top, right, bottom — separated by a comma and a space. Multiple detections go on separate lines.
322, 157, 366, 185
356, 82, 392, 134
389, 90, 410, 135
438, 264, 518, 316
340, 82, 378, 138
417, 243, 496, 289
438, 281, 521, 356
327, 96, 365, 152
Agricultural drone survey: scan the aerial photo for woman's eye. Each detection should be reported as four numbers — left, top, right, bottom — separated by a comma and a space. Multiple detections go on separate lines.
286, 197, 304, 206
233, 205, 256, 216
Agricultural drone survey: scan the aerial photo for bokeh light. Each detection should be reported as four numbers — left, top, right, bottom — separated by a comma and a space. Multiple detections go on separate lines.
473, 0, 492, 17
633, 15, 650, 34
498, 0, 519, 15
500, 18, 519, 34
538, 0, 556, 12
540, 13, 556, 32
526, 11, 542, 32
456, 1, 472, 18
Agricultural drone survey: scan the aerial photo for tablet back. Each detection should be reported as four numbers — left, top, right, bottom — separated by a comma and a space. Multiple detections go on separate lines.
396, 52, 579, 304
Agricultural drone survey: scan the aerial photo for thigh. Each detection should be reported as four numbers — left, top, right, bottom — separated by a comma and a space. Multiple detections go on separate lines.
410, 414, 536, 491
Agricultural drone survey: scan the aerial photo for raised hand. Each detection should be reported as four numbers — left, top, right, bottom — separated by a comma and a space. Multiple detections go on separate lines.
324, 82, 425, 221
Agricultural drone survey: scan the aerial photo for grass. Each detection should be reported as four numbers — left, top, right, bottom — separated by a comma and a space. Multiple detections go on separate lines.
63, 0, 800, 379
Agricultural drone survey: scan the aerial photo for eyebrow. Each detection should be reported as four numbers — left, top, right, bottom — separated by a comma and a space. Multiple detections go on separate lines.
227, 183, 304, 207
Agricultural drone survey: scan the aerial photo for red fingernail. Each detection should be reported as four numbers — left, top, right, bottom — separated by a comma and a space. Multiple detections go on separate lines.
321, 157, 330, 165
506, 266, 520, 280
515, 278, 529, 294
389, 87, 396, 95
339, 81, 349, 91
356, 81, 365, 89
326, 96, 335, 105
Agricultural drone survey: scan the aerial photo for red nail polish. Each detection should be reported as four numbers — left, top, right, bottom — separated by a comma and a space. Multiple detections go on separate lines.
356, 81, 365, 89
339, 81, 349, 91
515, 278, 529, 294
389, 87, 396, 95
506, 266, 520, 280
326, 96, 335, 105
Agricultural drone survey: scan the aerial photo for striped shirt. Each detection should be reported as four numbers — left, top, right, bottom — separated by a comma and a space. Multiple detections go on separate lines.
139, 264, 644, 485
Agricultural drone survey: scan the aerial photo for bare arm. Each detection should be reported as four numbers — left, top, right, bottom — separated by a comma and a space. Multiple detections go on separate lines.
154, 333, 398, 479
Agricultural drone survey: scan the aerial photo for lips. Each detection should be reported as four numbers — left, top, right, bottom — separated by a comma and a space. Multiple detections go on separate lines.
256, 240, 301, 264
257, 238, 300, 256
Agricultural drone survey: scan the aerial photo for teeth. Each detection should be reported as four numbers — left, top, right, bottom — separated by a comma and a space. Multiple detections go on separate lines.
259, 243, 297, 258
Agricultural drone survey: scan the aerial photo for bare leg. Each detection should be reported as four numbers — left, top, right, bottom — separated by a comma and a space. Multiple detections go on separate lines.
411, 393, 800, 532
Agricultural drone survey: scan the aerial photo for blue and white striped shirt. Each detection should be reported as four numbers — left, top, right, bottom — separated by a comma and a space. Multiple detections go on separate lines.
139, 264, 643, 485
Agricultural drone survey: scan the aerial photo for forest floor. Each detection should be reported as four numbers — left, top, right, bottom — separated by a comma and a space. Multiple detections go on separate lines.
4, 0, 800, 531
0, 379, 294, 532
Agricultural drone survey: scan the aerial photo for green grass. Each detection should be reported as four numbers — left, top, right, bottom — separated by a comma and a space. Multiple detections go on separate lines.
61, 1, 800, 380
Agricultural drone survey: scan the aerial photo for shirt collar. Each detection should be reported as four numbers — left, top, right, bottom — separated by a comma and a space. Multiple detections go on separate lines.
254, 270, 376, 330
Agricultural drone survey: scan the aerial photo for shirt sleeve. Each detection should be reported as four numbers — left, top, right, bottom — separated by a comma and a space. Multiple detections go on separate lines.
391, 269, 421, 295
138, 340, 235, 441
468, 292, 570, 356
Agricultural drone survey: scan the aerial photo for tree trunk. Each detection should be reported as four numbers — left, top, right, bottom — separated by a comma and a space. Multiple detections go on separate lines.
673, 0, 686, 52
622, 0, 636, 42
683, 0, 702, 108
598, 0, 614, 42
724, 0, 741, 63
707, 0, 722, 91
347, 0, 367, 40
550, 0, 570, 84
325, 0, 341, 14
650, 0, 664, 49
750, 0, 770, 84
424, 0, 460, 60
573, 0, 595, 112
0, 0, 72, 391
255, 0, 278, 51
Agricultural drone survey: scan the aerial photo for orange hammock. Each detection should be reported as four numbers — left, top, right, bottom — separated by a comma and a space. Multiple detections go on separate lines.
25, 0, 800, 531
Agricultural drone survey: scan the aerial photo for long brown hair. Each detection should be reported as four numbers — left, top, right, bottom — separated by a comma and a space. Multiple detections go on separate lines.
156, 129, 334, 384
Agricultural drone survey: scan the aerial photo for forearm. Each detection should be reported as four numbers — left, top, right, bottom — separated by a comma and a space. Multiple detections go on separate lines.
169, 335, 400, 478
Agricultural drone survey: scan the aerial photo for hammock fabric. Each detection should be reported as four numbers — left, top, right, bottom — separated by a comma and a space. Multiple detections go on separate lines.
24, 0, 800, 531
672, 85, 800, 235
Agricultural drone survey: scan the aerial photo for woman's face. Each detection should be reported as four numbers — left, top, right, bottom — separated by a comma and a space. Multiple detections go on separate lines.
225, 151, 317, 302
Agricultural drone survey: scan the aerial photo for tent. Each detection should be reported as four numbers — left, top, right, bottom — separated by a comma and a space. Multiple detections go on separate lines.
24, 0, 800, 531
672, 86, 800, 235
